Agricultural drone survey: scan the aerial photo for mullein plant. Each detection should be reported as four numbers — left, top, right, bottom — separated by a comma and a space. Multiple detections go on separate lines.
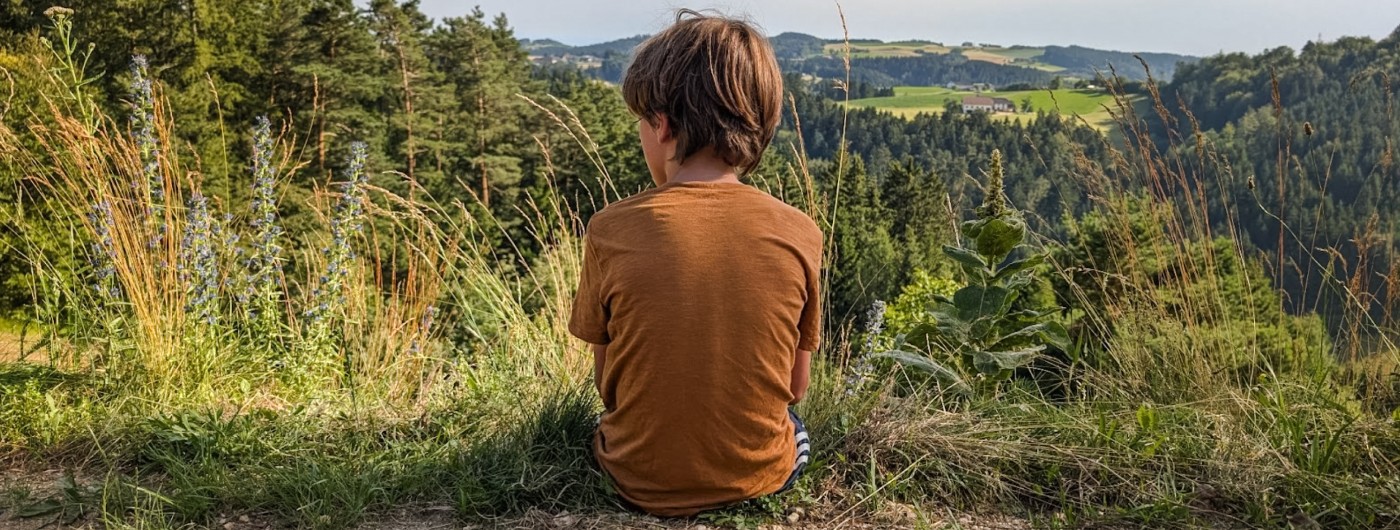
875, 150, 1068, 395
302, 142, 370, 368
241, 116, 286, 350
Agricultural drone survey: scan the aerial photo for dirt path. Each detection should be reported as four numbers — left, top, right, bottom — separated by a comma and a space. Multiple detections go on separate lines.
0, 468, 1033, 530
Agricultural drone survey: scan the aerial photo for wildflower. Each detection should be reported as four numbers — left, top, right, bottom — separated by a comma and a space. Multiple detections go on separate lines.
242, 116, 284, 329
88, 200, 121, 299
43, 6, 74, 18
180, 191, 221, 326
129, 55, 164, 246
304, 142, 370, 338
846, 299, 887, 394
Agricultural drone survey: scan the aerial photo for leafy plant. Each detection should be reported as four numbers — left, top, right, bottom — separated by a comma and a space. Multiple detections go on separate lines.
15, 474, 95, 526
876, 150, 1069, 390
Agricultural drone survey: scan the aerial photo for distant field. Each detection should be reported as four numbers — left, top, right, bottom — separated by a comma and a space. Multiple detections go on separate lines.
824, 41, 950, 58
959, 48, 1015, 65
980, 46, 1047, 60
846, 86, 1121, 129
823, 42, 1064, 71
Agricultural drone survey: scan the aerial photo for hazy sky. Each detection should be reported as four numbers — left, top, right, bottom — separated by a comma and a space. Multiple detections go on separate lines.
414, 0, 1400, 56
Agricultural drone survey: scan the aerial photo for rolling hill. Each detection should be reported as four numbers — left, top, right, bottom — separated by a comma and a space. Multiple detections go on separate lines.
532, 32, 1197, 83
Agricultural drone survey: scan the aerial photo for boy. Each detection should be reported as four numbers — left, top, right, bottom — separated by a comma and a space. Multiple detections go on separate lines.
568, 9, 823, 517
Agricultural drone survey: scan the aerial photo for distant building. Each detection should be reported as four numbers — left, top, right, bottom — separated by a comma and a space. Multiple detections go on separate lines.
962, 96, 995, 113
992, 98, 1016, 112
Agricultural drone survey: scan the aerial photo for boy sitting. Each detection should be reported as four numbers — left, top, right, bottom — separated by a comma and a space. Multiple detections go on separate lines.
568, 9, 823, 517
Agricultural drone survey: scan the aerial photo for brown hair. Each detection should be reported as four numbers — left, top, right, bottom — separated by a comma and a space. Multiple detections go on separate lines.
622, 9, 784, 175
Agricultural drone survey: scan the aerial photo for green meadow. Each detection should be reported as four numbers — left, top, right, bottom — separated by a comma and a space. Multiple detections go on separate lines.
846, 86, 1119, 128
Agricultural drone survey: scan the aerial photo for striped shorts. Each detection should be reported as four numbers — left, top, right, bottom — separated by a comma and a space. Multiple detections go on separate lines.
776, 408, 811, 493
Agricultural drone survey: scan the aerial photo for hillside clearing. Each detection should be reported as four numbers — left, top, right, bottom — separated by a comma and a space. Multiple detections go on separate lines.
845, 86, 1120, 129
821, 43, 1065, 71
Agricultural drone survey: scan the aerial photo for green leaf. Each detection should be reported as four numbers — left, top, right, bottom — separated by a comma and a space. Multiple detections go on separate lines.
16, 499, 62, 519
973, 217, 1026, 261
901, 323, 942, 351
871, 351, 970, 394
953, 285, 1012, 321
1039, 321, 1072, 351
990, 322, 1065, 351
961, 219, 985, 240
993, 254, 1044, 280
943, 245, 987, 268
970, 346, 1045, 374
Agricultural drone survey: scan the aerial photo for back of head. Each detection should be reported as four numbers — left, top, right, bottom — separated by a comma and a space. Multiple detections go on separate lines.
622, 9, 784, 176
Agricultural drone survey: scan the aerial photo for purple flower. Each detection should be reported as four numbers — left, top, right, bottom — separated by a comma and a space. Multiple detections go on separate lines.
305, 142, 369, 341
241, 116, 285, 331
129, 55, 164, 247
180, 191, 221, 325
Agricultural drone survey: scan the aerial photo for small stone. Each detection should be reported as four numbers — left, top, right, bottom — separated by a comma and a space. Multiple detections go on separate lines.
787, 511, 802, 524
239, 515, 251, 523
223, 523, 235, 530
692, 525, 710, 530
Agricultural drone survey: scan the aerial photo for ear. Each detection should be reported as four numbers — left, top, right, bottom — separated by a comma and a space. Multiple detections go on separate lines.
652, 113, 674, 143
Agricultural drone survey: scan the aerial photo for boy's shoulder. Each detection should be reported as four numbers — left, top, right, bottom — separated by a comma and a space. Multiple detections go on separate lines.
587, 183, 821, 241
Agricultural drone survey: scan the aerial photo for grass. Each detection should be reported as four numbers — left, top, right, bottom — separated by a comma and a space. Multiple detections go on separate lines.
2, 13, 1400, 530
845, 86, 1119, 129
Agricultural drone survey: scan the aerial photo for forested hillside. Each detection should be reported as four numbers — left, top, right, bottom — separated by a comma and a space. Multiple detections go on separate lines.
541, 31, 1195, 85
1154, 30, 1400, 322
784, 54, 1055, 88
1039, 45, 1194, 79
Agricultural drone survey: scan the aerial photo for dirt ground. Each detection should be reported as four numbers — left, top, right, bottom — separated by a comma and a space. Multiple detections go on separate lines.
0, 467, 1035, 530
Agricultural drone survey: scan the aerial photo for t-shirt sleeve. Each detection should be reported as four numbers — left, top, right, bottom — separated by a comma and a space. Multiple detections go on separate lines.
797, 235, 823, 352
568, 235, 611, 345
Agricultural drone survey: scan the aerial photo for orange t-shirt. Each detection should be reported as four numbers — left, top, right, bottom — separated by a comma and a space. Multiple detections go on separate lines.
568, 180, 823, 516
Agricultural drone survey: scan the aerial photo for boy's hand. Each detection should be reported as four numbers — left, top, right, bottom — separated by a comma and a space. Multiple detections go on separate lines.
790, 349, 811, 404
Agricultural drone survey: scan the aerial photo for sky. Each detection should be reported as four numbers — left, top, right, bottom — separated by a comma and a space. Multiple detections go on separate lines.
413, 0, 1400, 57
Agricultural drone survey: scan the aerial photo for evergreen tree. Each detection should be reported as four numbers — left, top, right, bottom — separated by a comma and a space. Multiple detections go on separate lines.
825, 155, 899, 328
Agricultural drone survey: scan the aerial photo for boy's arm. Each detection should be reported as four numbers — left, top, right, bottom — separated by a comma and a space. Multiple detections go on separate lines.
790, 349, 812, 404
592, 343, 608, 394
569, 235, 611, 398
793, 231, 822, 405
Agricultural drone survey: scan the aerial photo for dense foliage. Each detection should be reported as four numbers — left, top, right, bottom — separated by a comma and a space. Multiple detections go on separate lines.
1039, 45, 1195, 80
784, 53, 1054, 89
0, 0, 650, 319
1155, 30, 1400, 326
785, 76, 1111, 227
